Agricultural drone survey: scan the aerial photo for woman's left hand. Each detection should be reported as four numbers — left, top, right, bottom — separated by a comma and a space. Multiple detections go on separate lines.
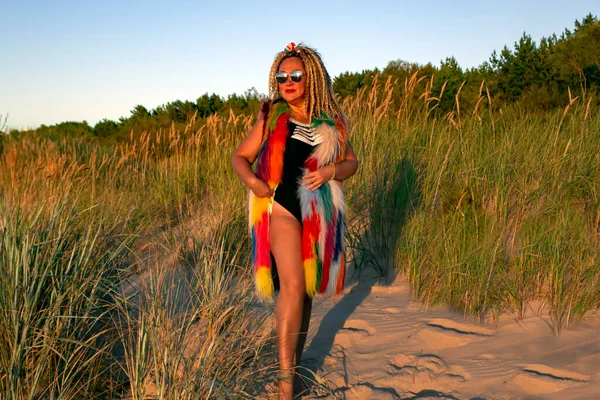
302, 165, 334, 191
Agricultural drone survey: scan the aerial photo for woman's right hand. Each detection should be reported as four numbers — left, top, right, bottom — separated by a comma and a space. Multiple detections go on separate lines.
249, 177, 274, 198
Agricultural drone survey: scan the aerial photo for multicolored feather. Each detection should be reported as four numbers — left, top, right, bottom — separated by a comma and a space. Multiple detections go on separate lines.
298, 114, 348, 296
250, 103, 348, 299
249, 102, 291, 299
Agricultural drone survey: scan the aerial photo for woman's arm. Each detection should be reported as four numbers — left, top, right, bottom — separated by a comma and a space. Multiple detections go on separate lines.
231, 101, 273, 198
331, 141, 359, 181
302, 140, 359, 191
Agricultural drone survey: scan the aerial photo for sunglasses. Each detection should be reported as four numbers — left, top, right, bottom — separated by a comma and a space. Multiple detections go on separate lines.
275, 70, 304, 84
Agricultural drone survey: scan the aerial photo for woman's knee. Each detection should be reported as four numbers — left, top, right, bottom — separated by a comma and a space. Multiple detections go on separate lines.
279, 278, 305, 299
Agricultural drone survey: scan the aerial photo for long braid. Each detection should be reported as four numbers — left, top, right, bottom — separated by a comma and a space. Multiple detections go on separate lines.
268, 43, 346, 122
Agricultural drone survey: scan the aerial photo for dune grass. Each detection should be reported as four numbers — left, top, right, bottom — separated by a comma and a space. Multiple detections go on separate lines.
0, 77, 598, 397
345, 75, 599, 330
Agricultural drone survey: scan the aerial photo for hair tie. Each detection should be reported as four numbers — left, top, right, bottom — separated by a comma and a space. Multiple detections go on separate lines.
284, 42, 296, 53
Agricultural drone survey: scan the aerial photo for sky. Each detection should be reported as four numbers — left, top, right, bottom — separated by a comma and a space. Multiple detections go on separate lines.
1, 0, 597, 129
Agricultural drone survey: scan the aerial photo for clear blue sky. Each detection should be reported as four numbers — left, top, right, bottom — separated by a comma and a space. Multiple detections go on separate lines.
1, 0, 596, 129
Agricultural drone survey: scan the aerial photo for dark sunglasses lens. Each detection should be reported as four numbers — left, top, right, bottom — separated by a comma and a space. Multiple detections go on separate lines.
275, 72, 287, 84
290, 71, 303, 82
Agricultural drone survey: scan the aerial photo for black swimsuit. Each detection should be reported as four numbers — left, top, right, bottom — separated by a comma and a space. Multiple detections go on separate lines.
273, 118, 321, 224
270, 118, 321, 290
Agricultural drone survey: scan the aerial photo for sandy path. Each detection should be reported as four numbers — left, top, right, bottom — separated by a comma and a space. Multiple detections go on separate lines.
299, 271, 600, 399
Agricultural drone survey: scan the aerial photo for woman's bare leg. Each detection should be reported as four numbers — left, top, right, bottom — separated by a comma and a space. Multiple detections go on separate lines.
270, 202, 304, 399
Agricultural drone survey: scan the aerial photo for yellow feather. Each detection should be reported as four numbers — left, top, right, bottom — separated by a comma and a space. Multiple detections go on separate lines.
304, 257, 317, 297
250, 195, 272, 226
256, 267, 274, 300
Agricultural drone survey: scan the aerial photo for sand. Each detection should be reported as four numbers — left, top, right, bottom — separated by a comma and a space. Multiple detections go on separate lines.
295, 270, 600, 399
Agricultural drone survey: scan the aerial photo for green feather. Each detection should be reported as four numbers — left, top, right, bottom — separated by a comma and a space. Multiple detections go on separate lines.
321, 183, 333, 222
312, 111, 335, 128
315, 243, 322, 289
268, 101, 291, 131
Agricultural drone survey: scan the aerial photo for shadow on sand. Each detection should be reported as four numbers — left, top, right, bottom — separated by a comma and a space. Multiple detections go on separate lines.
300, 157, 419, 397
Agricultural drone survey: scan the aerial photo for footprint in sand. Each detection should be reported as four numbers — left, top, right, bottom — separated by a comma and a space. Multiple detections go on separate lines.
509, 364, 590, 395
426, 318, 495, 336
333, 319, 375, 349
415, 318, 494, 350
387, 353, 471, 393
346, 383, 400, 400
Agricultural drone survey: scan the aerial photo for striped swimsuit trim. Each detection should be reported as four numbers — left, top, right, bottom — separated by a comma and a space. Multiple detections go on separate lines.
290, 118, 322, 146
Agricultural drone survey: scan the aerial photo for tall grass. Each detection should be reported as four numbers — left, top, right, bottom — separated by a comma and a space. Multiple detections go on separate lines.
344, 74, 599, 331
0, 111, 275, 398
0, 76, 598, 397
114, 224, 272, 399
0, 190, 132, 398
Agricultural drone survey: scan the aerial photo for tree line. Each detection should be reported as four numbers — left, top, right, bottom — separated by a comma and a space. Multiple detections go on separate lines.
334, 13, 599, 112
8, 13, 599, 142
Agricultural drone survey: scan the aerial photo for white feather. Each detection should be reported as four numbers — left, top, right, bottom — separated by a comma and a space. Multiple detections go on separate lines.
311, 123, 341, 167
328, 180, 346, 214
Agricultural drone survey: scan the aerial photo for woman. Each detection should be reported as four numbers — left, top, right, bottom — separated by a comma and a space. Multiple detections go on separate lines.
232, 42, 359, 399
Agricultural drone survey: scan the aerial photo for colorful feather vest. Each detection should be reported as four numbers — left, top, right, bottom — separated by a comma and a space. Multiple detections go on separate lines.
249, 101, 348, 300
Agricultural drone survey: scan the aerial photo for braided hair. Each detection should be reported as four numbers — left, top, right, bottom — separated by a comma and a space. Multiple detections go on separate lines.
268, 43, 345, 121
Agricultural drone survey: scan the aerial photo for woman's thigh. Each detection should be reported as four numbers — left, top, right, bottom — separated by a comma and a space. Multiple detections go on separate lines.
270, 201, 304, 293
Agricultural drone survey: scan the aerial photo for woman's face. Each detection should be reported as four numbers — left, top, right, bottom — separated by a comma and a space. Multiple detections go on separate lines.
277, 57, 306, 106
